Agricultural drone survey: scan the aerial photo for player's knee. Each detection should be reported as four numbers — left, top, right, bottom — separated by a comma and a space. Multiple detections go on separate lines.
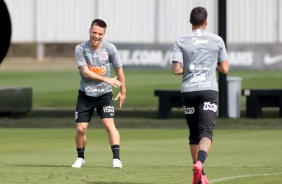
102, 119, 115, 131
76, 126, 87, 135
104, 125, 116, 133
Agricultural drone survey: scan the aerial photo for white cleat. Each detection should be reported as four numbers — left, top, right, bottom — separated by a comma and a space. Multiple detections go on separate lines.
112, 159, 122, 168
71, 158, 85, 168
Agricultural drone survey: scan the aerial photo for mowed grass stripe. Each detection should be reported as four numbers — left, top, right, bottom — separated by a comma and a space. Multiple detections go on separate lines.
0, 128, 281, 184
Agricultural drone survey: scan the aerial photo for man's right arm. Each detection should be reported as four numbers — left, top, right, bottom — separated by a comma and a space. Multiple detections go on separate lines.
217, 38, 229, 74
79, 66, 122, 88
79, 65, 105, 82
216, 60, 229, 74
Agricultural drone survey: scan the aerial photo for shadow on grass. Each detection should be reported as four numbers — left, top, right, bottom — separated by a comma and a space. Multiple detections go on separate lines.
27, 109, 182, 119
1, 109, 171, 119
1, 107, 281, 119
0, 109, 281, 129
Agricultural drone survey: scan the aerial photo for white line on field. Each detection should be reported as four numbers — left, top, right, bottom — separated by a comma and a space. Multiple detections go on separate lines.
210, 172, 282, 184
1, 163, 282, 167
206, 164, 282, 167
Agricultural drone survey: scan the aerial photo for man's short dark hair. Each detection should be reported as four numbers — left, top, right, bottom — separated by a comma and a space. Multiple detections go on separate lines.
190, 7, 208, 26
91, 19, 107, 29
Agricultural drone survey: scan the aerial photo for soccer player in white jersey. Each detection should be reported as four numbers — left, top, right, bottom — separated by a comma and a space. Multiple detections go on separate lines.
171, 7, 229, 184
71, 19, 126, 169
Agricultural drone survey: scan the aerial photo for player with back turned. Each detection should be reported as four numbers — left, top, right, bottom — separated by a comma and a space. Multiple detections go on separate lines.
71, 19, 126, 169
171, 7, 229, 184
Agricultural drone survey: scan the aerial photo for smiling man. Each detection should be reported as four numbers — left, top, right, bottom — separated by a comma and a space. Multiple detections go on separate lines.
71, 19, 126, 169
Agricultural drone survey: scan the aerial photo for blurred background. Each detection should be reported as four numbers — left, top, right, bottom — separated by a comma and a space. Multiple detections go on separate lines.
1, 2, 281, 183
1, 0, 282, 119
2, 0, 282, 70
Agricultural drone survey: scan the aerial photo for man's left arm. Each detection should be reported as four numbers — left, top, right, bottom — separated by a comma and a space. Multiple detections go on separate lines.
171, 41, 184, 75
114, 67, 126, 108
172, 61, 184, 75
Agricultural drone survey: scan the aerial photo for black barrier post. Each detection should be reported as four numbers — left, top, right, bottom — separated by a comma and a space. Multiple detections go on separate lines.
218, 0, 228, 117
0, 0, 12, 64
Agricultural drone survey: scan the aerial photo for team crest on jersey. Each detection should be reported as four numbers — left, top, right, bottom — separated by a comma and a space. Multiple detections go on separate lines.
99, 50, 109, 61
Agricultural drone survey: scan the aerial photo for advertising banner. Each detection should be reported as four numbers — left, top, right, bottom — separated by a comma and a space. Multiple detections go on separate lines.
115, 43, 282, 70
228, 44, 282, 70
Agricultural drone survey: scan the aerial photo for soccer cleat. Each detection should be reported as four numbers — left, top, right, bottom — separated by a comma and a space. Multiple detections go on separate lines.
201, 175, 209, 184
112, 158, 122, 168
71, 158, 85, 168
192, 161, 203, 184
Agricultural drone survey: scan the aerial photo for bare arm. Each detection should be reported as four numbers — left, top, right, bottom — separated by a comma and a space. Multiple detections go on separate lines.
172, 61, 184, 75
217, 60, 229, 74
79, 65, 122, 88
114, 67, 126, 108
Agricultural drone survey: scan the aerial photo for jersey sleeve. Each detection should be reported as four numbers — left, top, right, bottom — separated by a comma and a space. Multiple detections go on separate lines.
108, 43, 123, 68
171, 41, 183, 65
75, 45, 87, 68
218, 38, 228, 63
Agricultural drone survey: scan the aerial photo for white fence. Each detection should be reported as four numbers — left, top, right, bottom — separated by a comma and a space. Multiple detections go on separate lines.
5, 0, 282, 44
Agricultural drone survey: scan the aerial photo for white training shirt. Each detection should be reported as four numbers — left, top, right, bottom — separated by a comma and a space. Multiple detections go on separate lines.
75, 40, 123, 97
171, 29, 228, 93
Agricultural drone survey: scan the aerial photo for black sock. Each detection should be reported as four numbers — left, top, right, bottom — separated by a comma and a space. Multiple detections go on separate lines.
202, 168, 206, 175
77, 147, 85, 159
197, 150, 207, 164
197, 150, 207, 175
111, 145, 120, 159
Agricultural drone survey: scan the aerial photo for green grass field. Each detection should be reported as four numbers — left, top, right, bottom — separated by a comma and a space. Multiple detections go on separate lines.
0, 128, 281, 184
1, 66, 282, 183
0, 69, 282, 108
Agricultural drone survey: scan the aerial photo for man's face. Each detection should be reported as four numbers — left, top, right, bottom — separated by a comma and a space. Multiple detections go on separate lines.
89, 24, 106, 49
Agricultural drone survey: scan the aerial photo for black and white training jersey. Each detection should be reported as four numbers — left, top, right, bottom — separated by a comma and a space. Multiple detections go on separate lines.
171, 29, 228, 93
75, 40, 122, 97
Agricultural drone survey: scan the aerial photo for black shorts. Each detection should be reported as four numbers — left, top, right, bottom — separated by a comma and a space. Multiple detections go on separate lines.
181, 90, 218, 144
75, 90, 115, 123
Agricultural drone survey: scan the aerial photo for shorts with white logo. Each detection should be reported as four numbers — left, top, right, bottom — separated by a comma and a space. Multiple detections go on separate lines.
181, 90, 218, 144
75, 90, 115, 123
